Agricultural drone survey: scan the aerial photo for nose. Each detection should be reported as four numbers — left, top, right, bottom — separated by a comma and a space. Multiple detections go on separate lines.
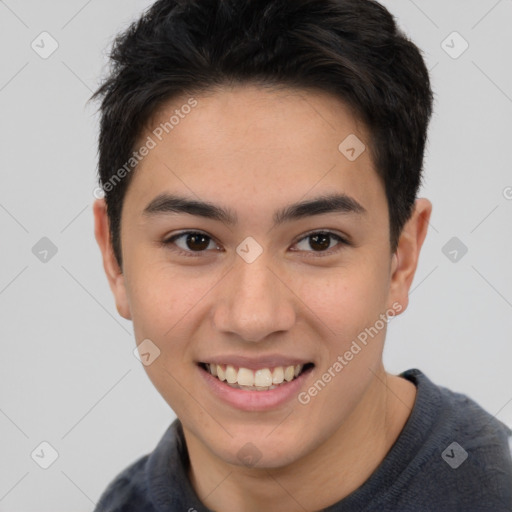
212, 253, 296, 342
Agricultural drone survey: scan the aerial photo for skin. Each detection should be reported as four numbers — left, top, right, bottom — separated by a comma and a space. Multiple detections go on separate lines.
94, 84, 431, 511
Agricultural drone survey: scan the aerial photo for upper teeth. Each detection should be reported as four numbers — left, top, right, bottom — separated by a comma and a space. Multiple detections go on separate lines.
207, 364, 303, 387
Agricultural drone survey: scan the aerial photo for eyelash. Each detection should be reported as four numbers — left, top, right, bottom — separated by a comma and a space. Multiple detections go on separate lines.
161, 230, 350, 258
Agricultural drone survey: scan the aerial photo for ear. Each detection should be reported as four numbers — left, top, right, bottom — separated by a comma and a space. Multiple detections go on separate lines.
93, 198, 132, 320
387, 198, 432, 313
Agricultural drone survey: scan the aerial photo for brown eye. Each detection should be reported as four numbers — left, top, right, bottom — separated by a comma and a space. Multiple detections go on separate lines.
163, 231, 218, 254
184, 233, 210, 251
309, 233, 331, 251
293, 231, 348, 255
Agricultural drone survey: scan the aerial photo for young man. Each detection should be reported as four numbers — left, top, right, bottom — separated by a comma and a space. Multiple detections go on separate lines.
91, 0, 512, 510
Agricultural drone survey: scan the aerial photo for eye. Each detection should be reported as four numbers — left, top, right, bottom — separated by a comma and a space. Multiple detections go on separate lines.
292, 231, 348, 256
162, 229, 349, 258
162, 231, 220, 256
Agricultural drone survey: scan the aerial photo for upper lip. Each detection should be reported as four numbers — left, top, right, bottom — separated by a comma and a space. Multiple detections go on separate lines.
199, 355, 313, 371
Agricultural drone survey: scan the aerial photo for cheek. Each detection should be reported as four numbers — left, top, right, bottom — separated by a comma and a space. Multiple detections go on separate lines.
126, 263, 225, 371
296, 263, 391, 421
125, 255, 200, 336
126, 269, 199, 412
294, 258, 390, 342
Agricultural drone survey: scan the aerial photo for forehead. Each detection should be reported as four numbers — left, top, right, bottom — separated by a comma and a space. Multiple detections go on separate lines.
125, 84, 385, 224
145, 84, 368, 158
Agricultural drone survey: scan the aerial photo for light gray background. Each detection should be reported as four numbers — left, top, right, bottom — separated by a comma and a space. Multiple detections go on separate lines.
1, 0, 511, 510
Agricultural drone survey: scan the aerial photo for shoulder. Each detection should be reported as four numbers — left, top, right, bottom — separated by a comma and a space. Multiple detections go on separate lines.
434, 376, 511, 446
399, 369, 512, 509
94, 454, 153, 512
92, 419, 192, 512
403, 368, 511, 445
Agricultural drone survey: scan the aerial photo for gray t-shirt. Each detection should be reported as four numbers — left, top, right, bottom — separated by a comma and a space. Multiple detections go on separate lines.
94, 369, 512, 511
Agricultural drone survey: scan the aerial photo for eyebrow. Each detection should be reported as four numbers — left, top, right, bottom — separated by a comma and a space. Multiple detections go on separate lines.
142, 192, 366, 227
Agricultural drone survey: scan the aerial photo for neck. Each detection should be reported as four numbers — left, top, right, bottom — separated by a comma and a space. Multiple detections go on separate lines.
184, 366, 416, 512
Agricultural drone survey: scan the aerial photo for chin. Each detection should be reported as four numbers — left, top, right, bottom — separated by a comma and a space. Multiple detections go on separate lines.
206, 428, 309, 470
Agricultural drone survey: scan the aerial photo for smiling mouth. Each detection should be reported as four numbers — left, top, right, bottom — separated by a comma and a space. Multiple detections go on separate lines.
199, 362, 315, 391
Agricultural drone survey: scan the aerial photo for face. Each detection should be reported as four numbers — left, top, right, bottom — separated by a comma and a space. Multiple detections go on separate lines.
94, 84, 421, 469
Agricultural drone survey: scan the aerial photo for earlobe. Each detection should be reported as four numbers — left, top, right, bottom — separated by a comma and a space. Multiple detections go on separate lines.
93, 199, 132, 320
388, 198, 432, 313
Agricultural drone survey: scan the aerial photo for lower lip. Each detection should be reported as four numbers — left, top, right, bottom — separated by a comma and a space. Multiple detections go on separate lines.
198, 365, 314, 412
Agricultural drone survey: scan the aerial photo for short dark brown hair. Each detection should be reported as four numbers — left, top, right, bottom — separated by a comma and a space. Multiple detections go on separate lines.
92, 0, 433, 269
